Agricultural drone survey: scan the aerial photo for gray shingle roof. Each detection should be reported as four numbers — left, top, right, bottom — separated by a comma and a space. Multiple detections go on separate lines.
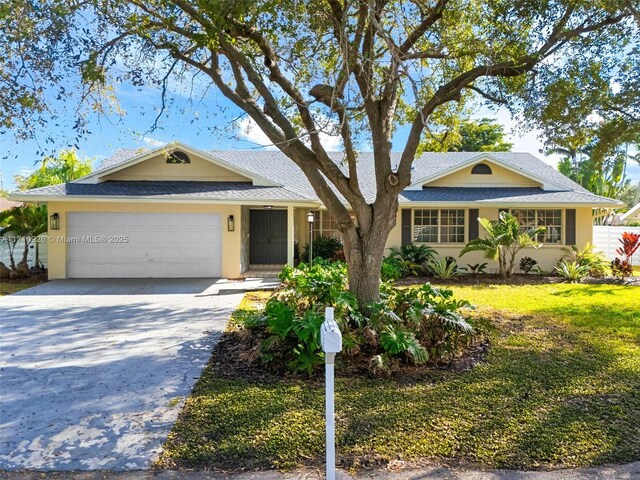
26, 147, 619, 206
399, 187, 620, 205
16, 181, 312, 202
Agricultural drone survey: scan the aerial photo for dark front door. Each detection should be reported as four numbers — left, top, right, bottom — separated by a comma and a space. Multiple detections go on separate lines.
249, 209, 288, 264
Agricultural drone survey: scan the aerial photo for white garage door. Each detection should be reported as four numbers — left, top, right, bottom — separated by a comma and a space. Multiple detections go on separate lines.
67, 212, 222, 278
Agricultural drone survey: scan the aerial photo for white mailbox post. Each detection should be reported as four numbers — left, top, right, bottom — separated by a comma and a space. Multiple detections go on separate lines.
320, 306, 342, 480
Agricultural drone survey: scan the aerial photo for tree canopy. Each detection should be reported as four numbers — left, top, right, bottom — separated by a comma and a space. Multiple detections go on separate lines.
424, 118, 513, 152
14, 150, 93, 191
2, 0, 637, 304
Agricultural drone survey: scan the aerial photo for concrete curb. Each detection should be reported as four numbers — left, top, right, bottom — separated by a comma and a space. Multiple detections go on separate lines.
2, 462, 639, 480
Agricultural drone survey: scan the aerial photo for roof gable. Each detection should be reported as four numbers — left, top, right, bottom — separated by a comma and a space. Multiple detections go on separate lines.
75, 142, 279, 187
407, 153, 564, 191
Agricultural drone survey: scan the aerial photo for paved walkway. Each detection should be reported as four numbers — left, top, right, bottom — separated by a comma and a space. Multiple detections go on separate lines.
0, 279, 277, 471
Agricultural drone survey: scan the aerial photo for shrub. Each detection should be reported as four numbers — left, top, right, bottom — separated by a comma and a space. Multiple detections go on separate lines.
236, 262, 487, 375
427, 257, 462, 279
300, 235, 343, 263
555, 260, 589, 282
562, 242, 609, 277
466, 262, 488, 275
519, 256, 538, 274
381, 256, 407, 281
387, 243, 437, 276
611, 258, 633, 277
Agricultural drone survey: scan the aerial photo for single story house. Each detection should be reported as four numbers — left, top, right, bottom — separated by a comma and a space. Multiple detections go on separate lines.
10, 142, 622, 279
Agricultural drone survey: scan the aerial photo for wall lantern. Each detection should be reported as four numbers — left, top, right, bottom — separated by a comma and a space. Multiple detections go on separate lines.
50, 213, 60, 230
227, 215, 235, 232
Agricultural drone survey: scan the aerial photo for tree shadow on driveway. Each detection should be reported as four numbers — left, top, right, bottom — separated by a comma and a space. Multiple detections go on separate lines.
0, 286, 244, 471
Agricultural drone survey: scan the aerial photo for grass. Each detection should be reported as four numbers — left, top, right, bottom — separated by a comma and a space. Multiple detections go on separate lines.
0, 277, 47, 296
159, 284, 640, 472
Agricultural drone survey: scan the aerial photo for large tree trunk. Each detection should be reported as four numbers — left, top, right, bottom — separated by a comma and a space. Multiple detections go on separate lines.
341, 198, 399, 311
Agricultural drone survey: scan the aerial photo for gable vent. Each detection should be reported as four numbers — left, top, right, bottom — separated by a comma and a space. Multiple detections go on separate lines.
167, 151, 191, 164
471, 163, 492, 175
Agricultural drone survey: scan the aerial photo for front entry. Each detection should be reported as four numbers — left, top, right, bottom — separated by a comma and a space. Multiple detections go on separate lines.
249, 209, 288, 264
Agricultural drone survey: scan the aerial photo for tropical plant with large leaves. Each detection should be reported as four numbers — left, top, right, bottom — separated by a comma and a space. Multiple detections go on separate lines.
460, 212, 545, 278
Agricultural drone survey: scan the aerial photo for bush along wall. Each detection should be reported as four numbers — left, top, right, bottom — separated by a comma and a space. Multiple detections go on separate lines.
232, 260, 491, 376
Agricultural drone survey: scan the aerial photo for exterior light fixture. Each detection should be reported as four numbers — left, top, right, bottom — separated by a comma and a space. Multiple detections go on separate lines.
227, 215, 235, 232
50, 213, 60, 230
307, 211, 315, 224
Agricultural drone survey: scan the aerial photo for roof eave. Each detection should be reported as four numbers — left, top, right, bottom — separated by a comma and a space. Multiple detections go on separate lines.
9, 193, 320, 206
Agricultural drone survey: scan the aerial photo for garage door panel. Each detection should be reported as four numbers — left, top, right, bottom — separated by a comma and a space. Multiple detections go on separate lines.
68, 213, 222, 278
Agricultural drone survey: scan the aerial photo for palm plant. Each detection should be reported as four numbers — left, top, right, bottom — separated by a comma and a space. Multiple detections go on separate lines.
460, 212, 545, 278
387, 243, 437, 276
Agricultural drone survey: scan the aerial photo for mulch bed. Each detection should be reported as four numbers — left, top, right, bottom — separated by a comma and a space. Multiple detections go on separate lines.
206, 328, 492, 385
395, 273, 640, 286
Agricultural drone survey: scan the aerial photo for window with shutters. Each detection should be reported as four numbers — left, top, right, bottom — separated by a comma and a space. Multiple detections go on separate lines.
511, 208, 562, 244
413, 209, 465, 243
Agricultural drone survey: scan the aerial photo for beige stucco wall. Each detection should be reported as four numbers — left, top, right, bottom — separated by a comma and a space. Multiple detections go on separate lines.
426, 163, 541, 188
46, 201, 243, 279
102, 153, 251, 182
385, 206, 594, 273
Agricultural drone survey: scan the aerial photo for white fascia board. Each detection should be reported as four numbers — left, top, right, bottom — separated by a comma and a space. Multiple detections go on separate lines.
9, 193, 320, 207
398, 200, 624, 207
621, 203, 640, 220
408, 153, 565, 191
74, 142, 280, 187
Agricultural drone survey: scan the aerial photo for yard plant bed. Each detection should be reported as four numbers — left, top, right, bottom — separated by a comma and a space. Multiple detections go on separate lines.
158, 284, 640, 472
396, 273, 640, 287
0, 274, 48, 296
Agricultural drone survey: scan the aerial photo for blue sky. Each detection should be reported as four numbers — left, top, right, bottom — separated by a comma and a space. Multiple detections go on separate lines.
1, 79, 638, 192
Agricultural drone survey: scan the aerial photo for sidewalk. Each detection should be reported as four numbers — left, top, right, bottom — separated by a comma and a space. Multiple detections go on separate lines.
3, 461, 639, 480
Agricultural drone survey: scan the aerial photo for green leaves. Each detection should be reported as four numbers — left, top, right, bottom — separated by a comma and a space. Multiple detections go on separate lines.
460, 212, 545, 277
243, 262, 483, 375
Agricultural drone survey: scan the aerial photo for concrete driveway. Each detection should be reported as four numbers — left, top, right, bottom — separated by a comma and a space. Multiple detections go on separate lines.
0, 279, 264, 471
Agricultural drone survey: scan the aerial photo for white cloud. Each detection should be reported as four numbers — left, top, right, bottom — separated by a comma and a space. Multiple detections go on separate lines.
236, 116, 343, 151
142, 137, 166, 147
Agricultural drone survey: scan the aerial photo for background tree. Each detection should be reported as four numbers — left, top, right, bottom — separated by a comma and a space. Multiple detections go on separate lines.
0, 150, 93, 277
425, 118, 512, 152
2, 0, 637, 307
14, 150, 93, 191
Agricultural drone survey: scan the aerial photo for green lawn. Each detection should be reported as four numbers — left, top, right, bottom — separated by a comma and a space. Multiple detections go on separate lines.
159, 284, 640, 472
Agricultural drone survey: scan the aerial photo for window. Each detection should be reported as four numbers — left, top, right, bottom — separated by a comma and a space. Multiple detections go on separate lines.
166, 151, 191, 164
471, 163, 492, 175
511, 209, 562, 244
413, 209, 465, 243
311, 210, 341, 239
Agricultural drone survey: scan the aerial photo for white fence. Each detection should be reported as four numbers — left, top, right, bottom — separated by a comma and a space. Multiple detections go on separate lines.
593, 226, 640, 266
0, 236, 48, 269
